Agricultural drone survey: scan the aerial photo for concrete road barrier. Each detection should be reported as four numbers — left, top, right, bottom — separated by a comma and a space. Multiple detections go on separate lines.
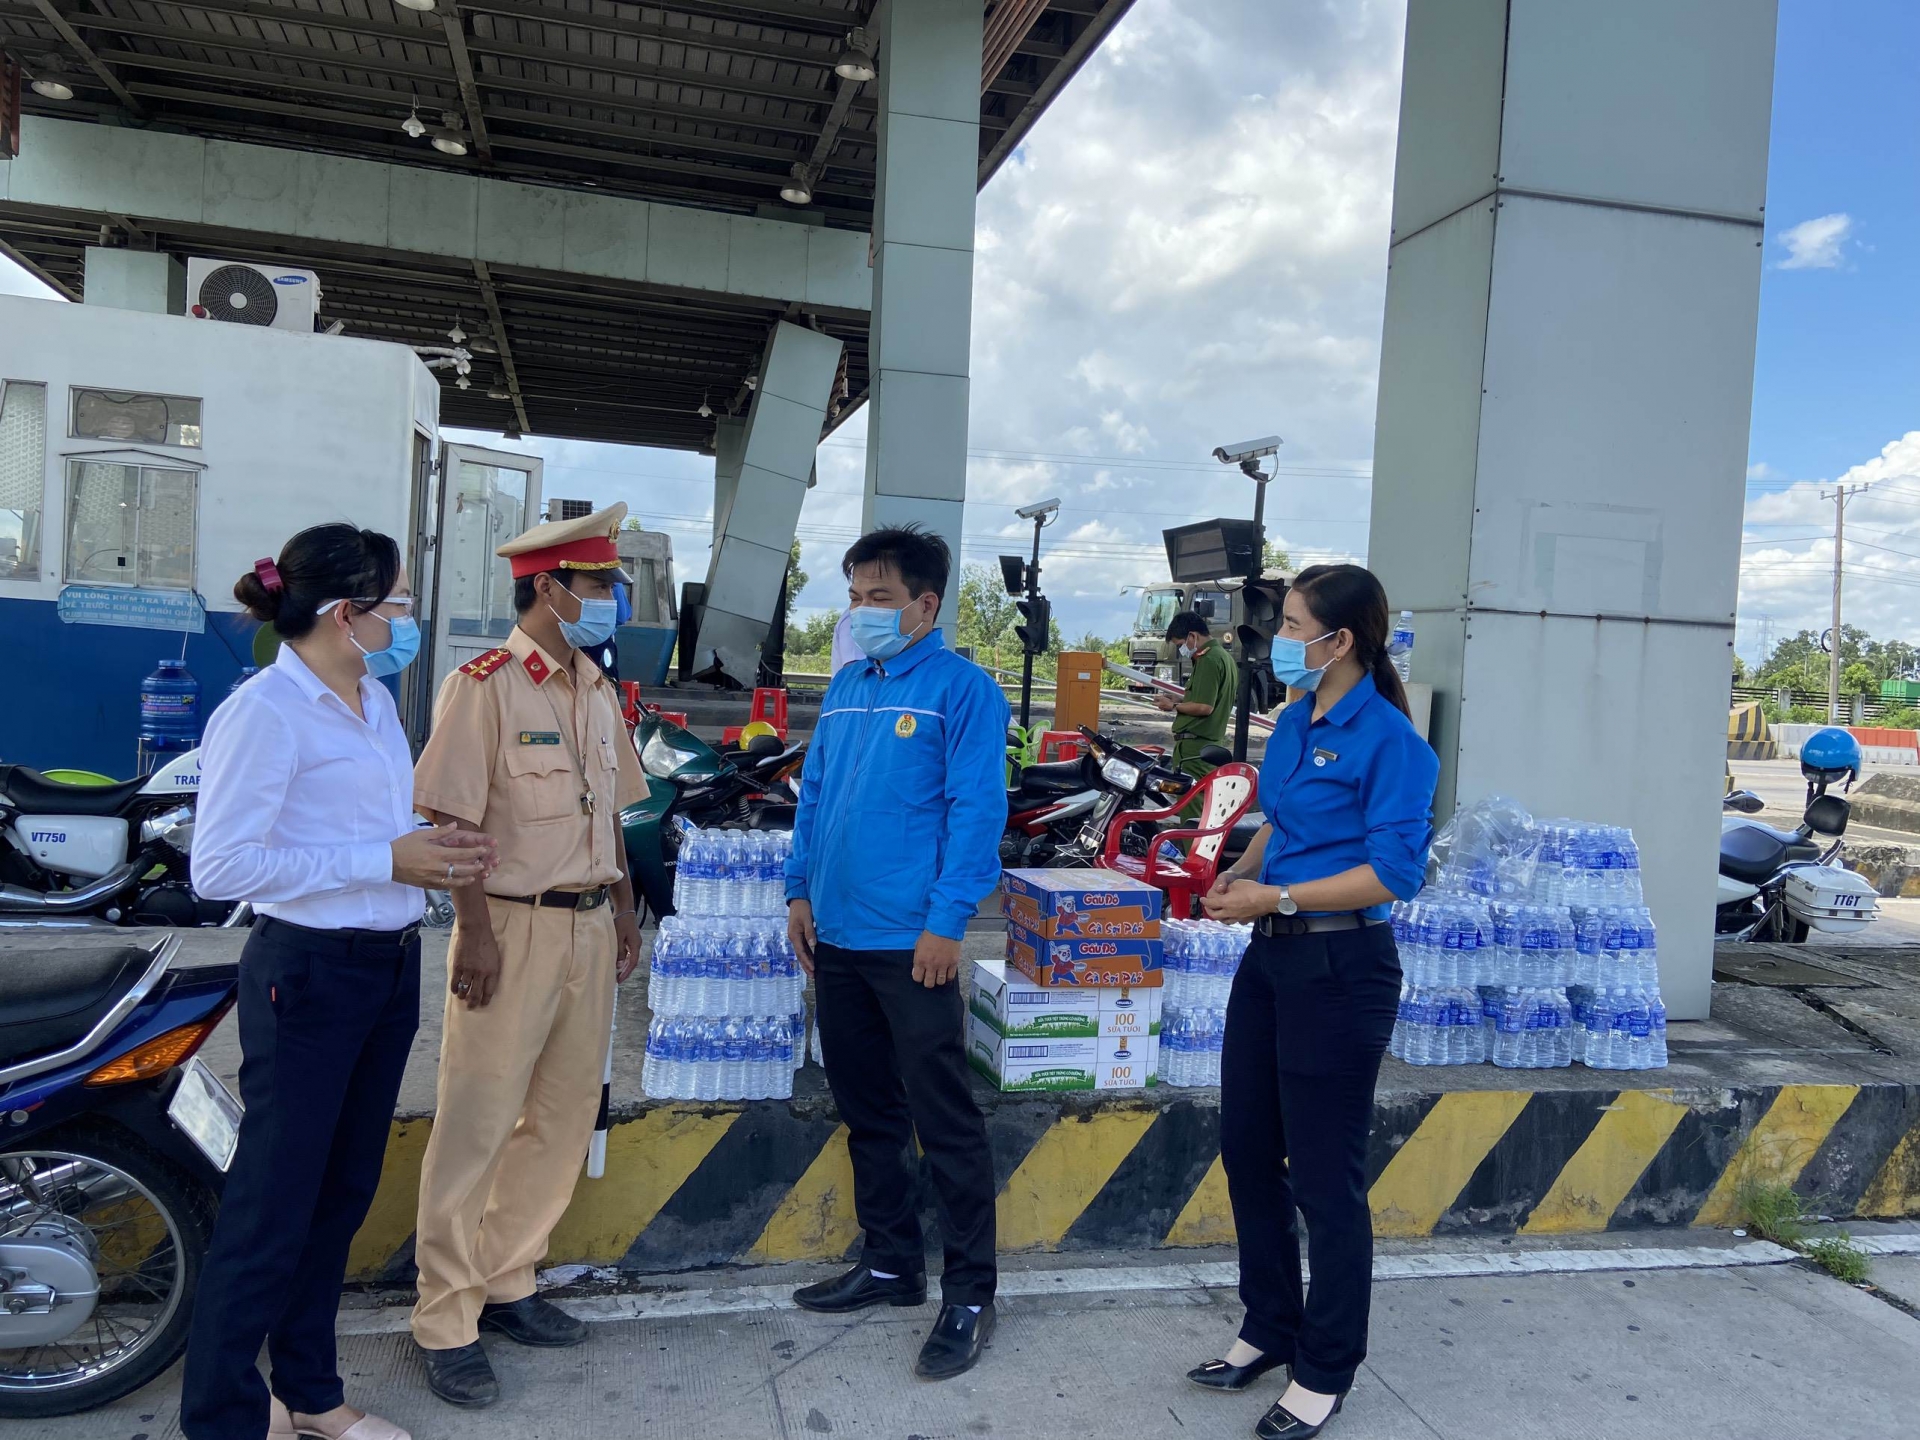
343, 1080, 1920, 1282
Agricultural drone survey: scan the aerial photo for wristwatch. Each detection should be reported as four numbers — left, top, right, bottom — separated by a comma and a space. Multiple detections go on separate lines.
1274, 884, 1298, 917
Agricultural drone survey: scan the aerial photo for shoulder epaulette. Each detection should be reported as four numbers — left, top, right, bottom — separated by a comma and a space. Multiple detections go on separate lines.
459, 648, 512, 681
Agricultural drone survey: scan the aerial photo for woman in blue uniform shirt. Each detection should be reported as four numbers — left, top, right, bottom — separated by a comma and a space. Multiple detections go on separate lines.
1191, 563, 1439, 1440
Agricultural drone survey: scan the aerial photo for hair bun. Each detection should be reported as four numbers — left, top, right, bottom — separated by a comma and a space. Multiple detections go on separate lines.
233, 569, 284, 623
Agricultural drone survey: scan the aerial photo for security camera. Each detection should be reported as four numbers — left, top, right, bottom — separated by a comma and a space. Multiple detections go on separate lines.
1212, 437, 1282, 466
1016, 498, 1062, 520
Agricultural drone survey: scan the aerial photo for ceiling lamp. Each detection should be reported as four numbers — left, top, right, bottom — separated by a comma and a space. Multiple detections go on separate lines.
503, 422, 523, 442
487, 386, 511, 402
401, 101, 427, 139
447, 321, 467, 344
697, 393, 713, 419
29, 57, 74, 102
430, 115, 468, 156
394, 0, 438, 11
833, 27, 877, 82
779, 161, 817, 206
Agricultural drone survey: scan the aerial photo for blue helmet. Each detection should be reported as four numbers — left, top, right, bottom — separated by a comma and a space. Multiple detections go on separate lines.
1801, 726, 1861, 782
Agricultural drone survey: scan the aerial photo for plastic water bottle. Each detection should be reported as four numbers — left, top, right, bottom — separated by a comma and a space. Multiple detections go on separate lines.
1548, 990, 1573, 1067
1205, 1007, 1226, 1085
643, 1018, 664, 1094
1647, 993, 1668, 1068
1617, 831, 1643, 905
687, 1020, 714, 1100
1388, 610, 1415, 682
679, 830, 709, 914
1491, 988, 1524, 1067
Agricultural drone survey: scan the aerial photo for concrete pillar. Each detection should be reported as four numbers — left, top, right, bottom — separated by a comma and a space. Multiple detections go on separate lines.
82, 247, 184, 315
694, 321, 843, 683
860, 0, 982, 628
1367, 0, 1777, 1021
711, 418, 747, 548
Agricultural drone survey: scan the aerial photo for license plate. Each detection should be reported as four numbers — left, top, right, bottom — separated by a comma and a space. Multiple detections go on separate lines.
168, 1057, 243, 1172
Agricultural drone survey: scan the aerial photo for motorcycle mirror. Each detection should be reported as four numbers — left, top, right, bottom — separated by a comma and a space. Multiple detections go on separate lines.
1725, 790, 1765, 814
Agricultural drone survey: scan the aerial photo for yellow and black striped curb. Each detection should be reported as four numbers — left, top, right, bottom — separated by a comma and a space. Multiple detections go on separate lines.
345, 1082, 1920, 1280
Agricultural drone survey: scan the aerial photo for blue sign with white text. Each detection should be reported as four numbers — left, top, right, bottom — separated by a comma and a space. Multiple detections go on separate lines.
57, 586, 206, 634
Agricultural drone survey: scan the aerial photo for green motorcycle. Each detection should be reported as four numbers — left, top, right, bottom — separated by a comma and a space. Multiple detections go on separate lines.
621, 708, 802, 920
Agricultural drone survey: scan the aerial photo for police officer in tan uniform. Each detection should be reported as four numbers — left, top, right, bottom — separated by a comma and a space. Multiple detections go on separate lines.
409, 503, 648, 1407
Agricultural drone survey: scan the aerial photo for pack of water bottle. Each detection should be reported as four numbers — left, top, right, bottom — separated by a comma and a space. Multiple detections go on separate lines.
642, 914, 806, 1100
1161, 919, 1251, 1011
671, 825, 794, 916
1567, 984, 1668, 1070
642, 1013, 800, 1101
1157, 1005, 1225, 1087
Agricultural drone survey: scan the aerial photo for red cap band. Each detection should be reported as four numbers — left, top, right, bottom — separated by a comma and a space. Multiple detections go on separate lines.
506, 534, 620, 577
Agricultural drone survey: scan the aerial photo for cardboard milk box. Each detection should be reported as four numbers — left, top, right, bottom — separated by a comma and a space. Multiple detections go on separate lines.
966, 1012, 1158, 1092
1000, 868, 1163, 940
969, 958, 1161, 1040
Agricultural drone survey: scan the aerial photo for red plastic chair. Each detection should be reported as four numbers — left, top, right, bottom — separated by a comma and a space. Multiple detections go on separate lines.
1099, 763, 1260, 920
723, 686, 790, 746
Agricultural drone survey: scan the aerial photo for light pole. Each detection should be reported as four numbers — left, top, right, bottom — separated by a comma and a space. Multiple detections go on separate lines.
1003, 498, 1060, 730
1821, 482, 1870, 722
1212, 437, 1282, 760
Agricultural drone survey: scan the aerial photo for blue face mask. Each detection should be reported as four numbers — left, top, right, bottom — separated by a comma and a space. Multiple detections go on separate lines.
1270, 631, 1334, 691
550, 594, 619, 650
848, 603, 930, 662
352, 613, 421, 678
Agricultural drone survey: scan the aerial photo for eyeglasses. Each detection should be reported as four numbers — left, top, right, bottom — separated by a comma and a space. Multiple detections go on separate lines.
317, 596, 415, 616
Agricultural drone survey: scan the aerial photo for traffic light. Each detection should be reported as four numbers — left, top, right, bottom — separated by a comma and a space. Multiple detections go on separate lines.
998, 554, 1029, 596
1016, 595, 1052, 656
1236, 578, 1287, 713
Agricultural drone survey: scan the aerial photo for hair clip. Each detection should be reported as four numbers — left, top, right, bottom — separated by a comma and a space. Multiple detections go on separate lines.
253, 557, 284, 592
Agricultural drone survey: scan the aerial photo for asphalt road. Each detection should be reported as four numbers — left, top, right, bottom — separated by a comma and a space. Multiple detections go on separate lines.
1726, 756, 1917, 847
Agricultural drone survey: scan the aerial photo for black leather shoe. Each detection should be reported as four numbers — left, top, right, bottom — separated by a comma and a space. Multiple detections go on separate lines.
1254, 1392, 1345, 1440
913, 1302, 994, 1380
479, 1294, 588, 1347
416, 1340, 500, 1408
793, 1264, 928, 1314
1187, 1351, 1290, 1391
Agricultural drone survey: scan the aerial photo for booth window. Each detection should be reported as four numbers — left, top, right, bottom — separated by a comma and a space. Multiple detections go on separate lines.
446, 458, 529, 638
64, 460, 198, 590
70, 388, 203, 448
0, 380, 47, 581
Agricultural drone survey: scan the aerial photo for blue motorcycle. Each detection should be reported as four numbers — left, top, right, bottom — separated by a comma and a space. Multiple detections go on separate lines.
0, 930, 242, 1416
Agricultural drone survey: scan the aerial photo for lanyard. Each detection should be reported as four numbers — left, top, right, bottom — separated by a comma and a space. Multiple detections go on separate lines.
538, 672, 596, 815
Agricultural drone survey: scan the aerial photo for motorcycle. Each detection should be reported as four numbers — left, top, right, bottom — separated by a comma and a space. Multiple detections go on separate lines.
1003, 727, 1248, 870
0, 753, 230, 928
1718, 768, 1879, 943
622, 708, 801, 920
0, 930, 243, 1416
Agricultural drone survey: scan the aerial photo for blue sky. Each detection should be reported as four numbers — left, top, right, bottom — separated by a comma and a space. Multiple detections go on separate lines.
4, 1, 1911, 655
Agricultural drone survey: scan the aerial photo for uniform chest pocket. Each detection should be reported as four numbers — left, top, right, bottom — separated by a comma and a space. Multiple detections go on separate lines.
502, 744, 579, 824
868, 711, 946, 803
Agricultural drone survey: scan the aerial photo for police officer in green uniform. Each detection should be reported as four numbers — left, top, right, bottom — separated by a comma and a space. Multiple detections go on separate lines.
1157, 611, 1237, 779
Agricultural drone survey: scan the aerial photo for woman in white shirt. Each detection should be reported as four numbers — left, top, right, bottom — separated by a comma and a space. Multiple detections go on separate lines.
182, 525, 495, 1440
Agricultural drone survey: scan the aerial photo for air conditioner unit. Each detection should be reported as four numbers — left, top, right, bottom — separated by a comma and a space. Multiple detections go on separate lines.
184, 258, 322, 332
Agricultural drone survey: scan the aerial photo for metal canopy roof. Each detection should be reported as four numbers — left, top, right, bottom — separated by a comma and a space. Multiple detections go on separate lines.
0, 0, 1132, 447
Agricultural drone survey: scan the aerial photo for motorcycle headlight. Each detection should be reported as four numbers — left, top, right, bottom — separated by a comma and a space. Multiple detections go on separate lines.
641, 730, 705, 780
141, 804, 196, 852
1101, 757, 1143, 791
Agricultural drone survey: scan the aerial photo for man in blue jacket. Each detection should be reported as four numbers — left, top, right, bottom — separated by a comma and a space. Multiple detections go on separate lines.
785, 524, 1008, 1380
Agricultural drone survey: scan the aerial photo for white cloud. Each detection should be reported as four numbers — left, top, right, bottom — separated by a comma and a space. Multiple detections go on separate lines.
1775, 212, 1853, 270
1738, 431, 1920, 660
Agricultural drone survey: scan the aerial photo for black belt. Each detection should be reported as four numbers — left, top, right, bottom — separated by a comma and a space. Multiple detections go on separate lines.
1255, 912, 1386, 937
493, 886, 611, 911
256, 915, 420, 953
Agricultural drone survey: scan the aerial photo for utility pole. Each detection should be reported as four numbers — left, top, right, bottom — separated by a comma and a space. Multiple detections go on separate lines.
1233, 472, 1270, 762
1820, 483, 1870, 722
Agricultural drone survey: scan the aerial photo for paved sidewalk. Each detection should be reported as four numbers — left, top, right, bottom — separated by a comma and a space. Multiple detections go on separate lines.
46, 1235, 1920, 1440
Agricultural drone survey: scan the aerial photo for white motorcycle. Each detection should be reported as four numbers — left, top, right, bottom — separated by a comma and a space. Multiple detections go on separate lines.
1717, 771, 1878, 943
0, 753, 227, 927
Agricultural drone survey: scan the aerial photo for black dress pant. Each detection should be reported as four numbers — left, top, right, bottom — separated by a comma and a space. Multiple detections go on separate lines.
813, 942, 996, 1305
1219, 921, 1399, 1395
181, 917, 420, 1440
